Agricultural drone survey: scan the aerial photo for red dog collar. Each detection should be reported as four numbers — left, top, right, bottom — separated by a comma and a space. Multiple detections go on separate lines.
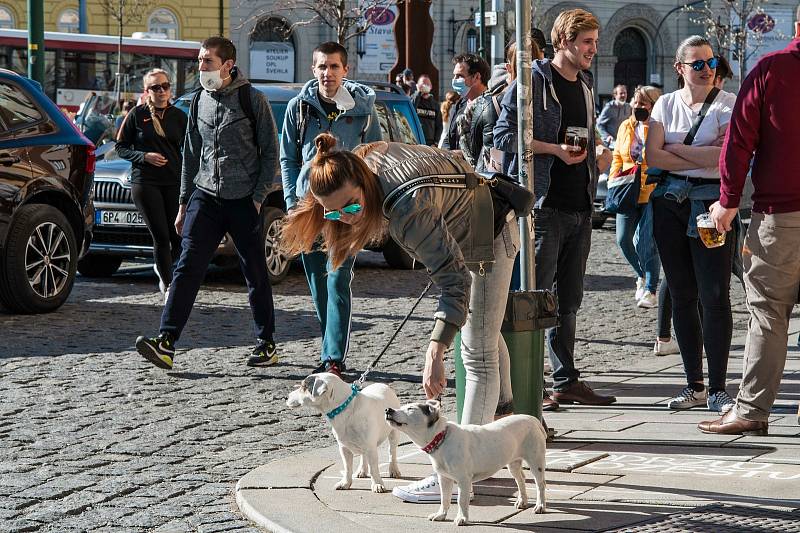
422, 428, 447, 454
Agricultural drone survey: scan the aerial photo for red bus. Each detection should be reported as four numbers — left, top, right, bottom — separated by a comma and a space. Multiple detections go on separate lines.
0, 28, 199, 111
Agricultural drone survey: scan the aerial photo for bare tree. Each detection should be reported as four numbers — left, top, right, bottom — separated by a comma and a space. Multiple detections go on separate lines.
98, 0, 153, 106
239, 0, 403, 45
684, 0, 783, 83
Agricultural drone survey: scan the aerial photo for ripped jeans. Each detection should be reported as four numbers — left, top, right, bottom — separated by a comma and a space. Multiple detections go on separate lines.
460, 217, 520, 426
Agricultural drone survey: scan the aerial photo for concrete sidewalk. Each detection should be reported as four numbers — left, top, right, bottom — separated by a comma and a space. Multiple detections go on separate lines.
236, 324, 800, 532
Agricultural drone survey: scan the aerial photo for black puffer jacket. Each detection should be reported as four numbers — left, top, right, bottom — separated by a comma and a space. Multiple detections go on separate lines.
456, 80, 508, 172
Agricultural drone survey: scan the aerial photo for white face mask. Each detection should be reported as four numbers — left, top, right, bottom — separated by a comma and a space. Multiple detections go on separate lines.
200, 69, 227, 92
418, 83, 432, 94
330, 86, 355, 111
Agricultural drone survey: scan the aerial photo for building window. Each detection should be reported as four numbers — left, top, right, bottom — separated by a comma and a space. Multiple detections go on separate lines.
0, 6, 14, 29
57, 8, 80, 33
249, 17, 295, 82
148, 8, 179, 40
466, 29, 478, 54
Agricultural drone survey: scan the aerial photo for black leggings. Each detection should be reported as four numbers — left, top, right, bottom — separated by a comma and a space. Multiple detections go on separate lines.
131, 182, 181, 286
652, 196, 733, 390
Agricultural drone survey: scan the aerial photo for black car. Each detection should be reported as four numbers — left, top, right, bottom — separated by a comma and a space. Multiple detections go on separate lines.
80, 82, 426, 282
0, 69, 95, 313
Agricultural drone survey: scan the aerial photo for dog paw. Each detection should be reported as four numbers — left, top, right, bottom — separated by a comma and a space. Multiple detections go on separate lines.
533, 503, 545, 514
454, 514, 469, 526
334, 480, 352, 490
356, 469, 369, 478
388, 465, 402, 478
371, 483, 387, 493
427, 512, 447, 522
514, 497, 528, 510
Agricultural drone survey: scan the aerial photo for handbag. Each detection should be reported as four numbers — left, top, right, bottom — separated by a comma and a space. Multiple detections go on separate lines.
604, 164, 641, 214
487, 172, 535, 237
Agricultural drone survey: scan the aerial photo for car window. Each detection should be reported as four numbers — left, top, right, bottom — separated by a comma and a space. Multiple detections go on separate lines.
374, 102, 391, 141
388, 102, 419, 145
0, 81, 43, 131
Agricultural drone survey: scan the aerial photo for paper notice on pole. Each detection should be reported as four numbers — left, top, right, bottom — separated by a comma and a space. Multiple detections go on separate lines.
357, 3, 399, 75
249, 41, 295, 82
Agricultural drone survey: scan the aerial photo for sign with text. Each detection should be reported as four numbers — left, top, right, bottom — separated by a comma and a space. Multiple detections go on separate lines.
730, 5, 795, 80
358, 3, 399, 75
250, 41, 295, 82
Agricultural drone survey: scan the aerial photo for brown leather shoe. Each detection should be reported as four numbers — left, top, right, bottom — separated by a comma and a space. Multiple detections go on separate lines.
697, 409, 768, 436
542, 390, 560, 411
552, 381, 616, 406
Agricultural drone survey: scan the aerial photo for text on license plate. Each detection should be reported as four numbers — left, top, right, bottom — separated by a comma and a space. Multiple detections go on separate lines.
96, 210, 145, 226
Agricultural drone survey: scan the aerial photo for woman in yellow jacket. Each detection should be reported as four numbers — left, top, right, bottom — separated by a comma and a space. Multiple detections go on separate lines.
609, 85, 662, 306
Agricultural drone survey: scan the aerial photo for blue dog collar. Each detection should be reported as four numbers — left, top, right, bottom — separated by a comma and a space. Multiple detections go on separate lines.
326, 383, 359, 420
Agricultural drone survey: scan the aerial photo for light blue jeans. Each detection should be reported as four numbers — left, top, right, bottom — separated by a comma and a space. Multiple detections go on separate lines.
616, 203, 661, 294
460, 217, 519, 426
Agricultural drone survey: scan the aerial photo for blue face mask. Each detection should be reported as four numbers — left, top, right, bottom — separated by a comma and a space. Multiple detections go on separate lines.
451, 77, 468, 96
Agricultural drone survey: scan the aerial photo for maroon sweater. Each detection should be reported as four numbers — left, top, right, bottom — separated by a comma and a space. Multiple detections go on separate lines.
719, 39, 800, 214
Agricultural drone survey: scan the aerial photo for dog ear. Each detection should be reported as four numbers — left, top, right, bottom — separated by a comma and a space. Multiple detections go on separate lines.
310, 376, 328, 398
424, 400, 440, 426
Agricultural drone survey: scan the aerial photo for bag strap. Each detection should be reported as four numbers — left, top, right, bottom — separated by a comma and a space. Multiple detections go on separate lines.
382, 173, 480, 216
683, 86, 720, 146
490, 94, 501, 117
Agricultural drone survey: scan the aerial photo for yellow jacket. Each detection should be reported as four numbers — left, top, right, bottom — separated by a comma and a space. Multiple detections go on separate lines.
609, 117, 655, 205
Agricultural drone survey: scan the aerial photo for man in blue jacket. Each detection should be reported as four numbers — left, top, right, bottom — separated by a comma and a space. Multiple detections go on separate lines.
135, 37, 279, 370
280, 41, 382, 376
494, 9, 614, 407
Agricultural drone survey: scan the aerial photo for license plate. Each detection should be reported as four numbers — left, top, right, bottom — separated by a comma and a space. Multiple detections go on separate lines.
95, 209, 145, 226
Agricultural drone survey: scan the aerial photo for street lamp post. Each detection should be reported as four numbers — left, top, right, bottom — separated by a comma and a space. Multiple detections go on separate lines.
27, 0, 44, 84
478, 0, 486, 61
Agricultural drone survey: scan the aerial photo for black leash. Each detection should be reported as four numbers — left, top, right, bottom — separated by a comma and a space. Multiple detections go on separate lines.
356, 280, 433, 387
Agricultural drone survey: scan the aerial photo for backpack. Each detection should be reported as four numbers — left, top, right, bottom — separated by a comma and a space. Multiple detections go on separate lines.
189, 83, 258, 146
483, 93, 505, 173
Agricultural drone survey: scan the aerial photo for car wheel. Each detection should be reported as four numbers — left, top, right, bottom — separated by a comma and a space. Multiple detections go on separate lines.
382, 237, 422, 270
591, 214, 608, 229
77, 254, 122, 278
0, 204, 78, 313
261, 206, 292, 285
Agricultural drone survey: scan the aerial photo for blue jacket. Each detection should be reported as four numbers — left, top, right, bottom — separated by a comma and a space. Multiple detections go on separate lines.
280, 79, 382, 209
493, 59, 599, 209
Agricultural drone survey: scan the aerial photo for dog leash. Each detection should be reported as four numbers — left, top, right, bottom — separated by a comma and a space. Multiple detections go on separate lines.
356, 280, 433, 387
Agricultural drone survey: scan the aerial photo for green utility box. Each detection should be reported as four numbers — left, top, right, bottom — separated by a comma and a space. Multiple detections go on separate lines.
455, 289, 557, 422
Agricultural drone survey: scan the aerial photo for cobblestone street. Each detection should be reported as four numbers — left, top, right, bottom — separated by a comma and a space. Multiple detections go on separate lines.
1, 226, 759, 532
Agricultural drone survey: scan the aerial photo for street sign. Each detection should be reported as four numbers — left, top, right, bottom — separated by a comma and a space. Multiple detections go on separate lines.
474, 11, 497, 27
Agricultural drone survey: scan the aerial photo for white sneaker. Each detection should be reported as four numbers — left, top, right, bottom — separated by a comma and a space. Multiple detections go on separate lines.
392, 475, 469, 503
163, 285, 170, 305
653, 338, 679, 356
637, 292, 657, 308
635, 278, 646, 301
667, 386, 708, 410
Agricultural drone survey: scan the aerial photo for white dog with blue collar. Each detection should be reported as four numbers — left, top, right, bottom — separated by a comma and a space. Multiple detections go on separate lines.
286, 372, 402, 493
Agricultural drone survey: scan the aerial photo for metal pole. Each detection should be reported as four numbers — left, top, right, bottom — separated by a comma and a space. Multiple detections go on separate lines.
27, 0, 45, 84
478, 0, 486, 60
79, 0, 88, 34
516, 0, 534, 290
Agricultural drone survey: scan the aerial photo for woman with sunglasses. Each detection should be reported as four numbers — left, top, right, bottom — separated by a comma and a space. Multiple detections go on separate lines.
282, 132, 519, 501
116, 68, 187, 296
645, 36, 737, 416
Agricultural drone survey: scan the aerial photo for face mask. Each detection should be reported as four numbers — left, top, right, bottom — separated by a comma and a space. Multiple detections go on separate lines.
451, 77, 469, 96
634, 108, 650, 121
200, 69, 228, 92
419, 83, 432, 94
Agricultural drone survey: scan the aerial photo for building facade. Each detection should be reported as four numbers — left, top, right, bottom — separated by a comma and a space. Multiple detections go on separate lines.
0, 0, 228, 42
230, 0, 798, 100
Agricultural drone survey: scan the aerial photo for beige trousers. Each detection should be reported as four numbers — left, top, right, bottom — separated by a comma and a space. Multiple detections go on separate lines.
736, 211, 800, 422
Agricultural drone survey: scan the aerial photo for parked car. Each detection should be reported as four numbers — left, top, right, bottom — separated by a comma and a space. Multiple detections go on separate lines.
79, 81, 426, 282
0, 69, 95, 313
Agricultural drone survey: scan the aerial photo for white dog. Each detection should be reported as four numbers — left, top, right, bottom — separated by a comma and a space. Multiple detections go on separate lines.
385, 400, 546, 525
286, 372, 402, 493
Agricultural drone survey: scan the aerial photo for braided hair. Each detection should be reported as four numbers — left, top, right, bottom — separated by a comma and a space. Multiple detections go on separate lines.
143, 68, 170, 137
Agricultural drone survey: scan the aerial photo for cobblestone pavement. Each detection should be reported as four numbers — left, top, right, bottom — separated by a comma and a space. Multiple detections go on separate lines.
0, 226, 775, 532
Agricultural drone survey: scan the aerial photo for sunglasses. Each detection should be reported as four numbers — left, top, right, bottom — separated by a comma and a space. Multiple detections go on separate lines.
147, 82, 171, 92
323, 203, 362, 221
680, 57, 719, 72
